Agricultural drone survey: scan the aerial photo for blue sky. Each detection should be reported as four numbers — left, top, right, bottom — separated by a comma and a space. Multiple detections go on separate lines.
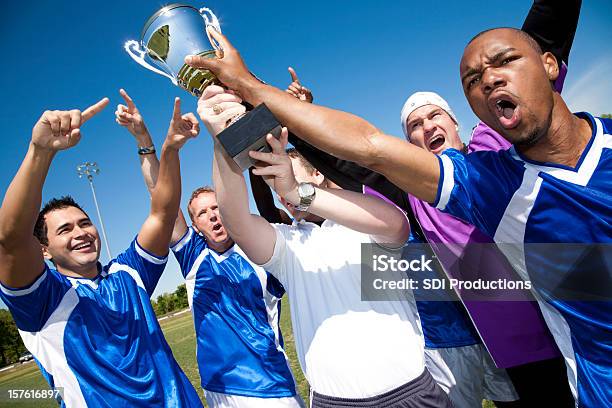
1, 1, 610, 307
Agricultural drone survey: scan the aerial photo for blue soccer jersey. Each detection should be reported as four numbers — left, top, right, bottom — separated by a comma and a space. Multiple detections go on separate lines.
408, 231, 480, 349
433, 113, 612, 407
0, 238, 202, 407
171, 227, 296, 398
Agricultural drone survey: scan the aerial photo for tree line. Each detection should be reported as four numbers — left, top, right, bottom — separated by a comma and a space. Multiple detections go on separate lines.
0, 283, 189, 367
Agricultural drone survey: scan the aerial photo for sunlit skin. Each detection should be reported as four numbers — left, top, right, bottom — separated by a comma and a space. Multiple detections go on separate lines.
461, 29, 559, 148
188, 191, 234, 253
460, 28, 592, 165
41, 206, 101, 279
279, 157, 326, 223
406, 105, 463, 155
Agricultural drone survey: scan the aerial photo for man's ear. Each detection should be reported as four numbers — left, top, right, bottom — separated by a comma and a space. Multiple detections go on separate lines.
542, 52, 559, 82
313, 170, 326, 186
41, 245, 52, 261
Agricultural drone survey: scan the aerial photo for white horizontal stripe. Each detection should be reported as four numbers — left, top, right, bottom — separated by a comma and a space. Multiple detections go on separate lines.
135, 242, 167, 265
436, 155, 455, 210
0, 270, 48, 297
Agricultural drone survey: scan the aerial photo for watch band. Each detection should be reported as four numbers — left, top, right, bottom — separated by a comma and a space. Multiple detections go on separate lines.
296, 182, 316, 211
137, 145, 156, 155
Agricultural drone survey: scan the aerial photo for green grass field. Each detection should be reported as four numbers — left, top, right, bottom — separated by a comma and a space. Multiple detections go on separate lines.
0, 297, 496, 407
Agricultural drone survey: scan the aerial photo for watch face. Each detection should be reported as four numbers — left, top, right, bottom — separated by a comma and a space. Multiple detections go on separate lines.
299, 182, 315, 197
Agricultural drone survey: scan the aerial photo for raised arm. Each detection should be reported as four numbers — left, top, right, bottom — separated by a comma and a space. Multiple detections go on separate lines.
0, 99, 109, 288
250, 130, 410, 247
186, 30, 440, 203
136, 98, 198, 256
248, 170, 292, 225
115, 89, 189, 244
197, 87, 278, 265
521, 0, 581, 66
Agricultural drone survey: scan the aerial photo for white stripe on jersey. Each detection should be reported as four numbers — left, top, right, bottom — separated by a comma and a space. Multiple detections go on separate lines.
108, 263, 146, 290
171, 227, 194, 253
508, 116, 605, 186
0, 270, 48, 296
185, 248, 209, 310
489, 118, 611, 403
492, 156, 578, 401
19, 289, 86, 407
134, 242, 167, 265
437, 155, 455, 211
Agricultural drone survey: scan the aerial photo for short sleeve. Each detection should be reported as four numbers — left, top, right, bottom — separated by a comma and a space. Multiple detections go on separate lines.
432, 149, 509, 238
0, 265, 71, 332
114, 238, 168, 296
170, 227, 206, 278
259, 225, 292, 285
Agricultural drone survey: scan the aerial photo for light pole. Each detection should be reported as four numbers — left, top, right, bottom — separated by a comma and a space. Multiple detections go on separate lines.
76, 162, 112, 261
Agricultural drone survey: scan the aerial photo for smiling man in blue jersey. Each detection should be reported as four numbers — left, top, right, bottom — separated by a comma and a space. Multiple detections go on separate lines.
0, 97, 203, 406
185, 25, 611, 408
115, 90, 303, 408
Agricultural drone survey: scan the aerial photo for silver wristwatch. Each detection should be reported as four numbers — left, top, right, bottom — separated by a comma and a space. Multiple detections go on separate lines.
296, 182, 316, 211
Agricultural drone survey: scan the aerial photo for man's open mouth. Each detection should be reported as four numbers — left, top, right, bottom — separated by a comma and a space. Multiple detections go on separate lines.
492, 95, 520, 129
428, 134, 446, 152
72, 242, 93, 251
212, 223, 223, 232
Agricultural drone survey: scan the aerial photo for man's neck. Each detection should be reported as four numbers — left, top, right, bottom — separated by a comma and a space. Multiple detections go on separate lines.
517, 94, 593, 167
208, 238, 234, 254
56, 263, 99, 279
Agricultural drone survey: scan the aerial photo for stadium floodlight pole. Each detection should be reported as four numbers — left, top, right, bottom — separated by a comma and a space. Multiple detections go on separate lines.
76, 162, 112, 261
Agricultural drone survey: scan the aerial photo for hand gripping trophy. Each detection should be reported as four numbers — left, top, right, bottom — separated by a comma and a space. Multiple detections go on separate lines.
125, 3, 281, 170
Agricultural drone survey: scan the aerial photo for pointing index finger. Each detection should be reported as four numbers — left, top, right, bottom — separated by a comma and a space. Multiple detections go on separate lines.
288, 67, 300, 83
172, 97, 182, 120
82, 97, 110, 124
119, 89, 136, 111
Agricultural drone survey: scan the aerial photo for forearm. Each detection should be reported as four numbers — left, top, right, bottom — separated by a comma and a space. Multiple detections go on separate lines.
248, 170, 284, 224
0, 144, 54, 245
286, 186, 409, 246
139, 143, 182, 256
240, 82, 440, 202
132, 131, 187, 243
213, 144, 276, 264
151, 143, 181, 223
243, 82, 381, 167
521, 0, 581, 64
130, 129, 160, 193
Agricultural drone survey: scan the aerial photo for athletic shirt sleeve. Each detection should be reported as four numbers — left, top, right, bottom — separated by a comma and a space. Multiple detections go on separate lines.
170, 227, 206, 278
115, 238, 168, 297
259, 224, 295, 286
433, 149, 514, 238
0, 265, 71, 332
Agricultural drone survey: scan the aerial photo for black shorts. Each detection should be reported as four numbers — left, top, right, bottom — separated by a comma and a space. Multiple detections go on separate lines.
311, 369, 453, 408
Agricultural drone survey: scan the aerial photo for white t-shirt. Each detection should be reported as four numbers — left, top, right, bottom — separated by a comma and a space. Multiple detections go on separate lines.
261, 220, 425, 399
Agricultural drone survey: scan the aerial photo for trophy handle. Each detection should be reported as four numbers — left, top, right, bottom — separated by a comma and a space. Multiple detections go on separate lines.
124, 40, 177, 84
199, 7, 222, 51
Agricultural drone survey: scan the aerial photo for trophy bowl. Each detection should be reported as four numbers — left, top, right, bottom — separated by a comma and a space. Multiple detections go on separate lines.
125, 3, 221, 97
125, 3, 282, 171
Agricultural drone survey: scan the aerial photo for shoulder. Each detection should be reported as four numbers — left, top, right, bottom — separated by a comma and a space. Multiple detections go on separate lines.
467, 122, 511, 153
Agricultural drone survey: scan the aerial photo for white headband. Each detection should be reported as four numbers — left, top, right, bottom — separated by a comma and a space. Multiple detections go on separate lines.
400, 91, 458, 140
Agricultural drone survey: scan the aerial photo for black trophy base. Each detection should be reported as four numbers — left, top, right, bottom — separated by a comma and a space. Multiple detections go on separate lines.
217, 103, 282, 171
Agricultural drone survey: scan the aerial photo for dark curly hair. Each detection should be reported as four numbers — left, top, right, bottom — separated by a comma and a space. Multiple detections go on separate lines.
34, 196, 88, 245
